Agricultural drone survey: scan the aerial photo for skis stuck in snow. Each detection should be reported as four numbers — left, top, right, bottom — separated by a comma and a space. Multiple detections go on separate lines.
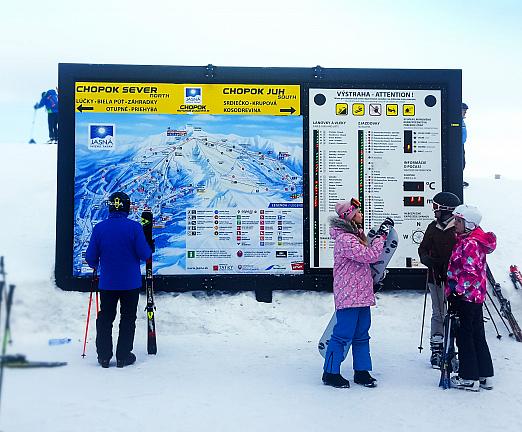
487, 266, 522, 342
439, 311, 458, 389
141, 211, 157, 355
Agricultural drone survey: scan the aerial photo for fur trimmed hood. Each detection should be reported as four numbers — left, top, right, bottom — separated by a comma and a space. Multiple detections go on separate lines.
329, 216, 359, 236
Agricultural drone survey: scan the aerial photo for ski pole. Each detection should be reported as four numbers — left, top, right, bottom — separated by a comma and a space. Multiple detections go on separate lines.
0, 256, 5, 329
439, 311, 452, 389
486, 291, 513, 337
81, 270, 98, 358
418, 270, 429, 353
95, 289, 99, 318
0, 284, 16, 414
1, 285, 14, 355
81, 290, 93, 358
28, 109, 37, 144
484, 297, 502, 339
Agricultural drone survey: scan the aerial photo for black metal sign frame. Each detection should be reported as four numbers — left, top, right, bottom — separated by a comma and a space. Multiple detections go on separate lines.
56, 63, 462, 293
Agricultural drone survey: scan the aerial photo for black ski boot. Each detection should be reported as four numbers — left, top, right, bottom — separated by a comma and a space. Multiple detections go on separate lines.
322, 372, 350, 388
354, 370, 377, 388
117, 352, 136, 368
430, 338, 443, 369
98, 358, 110, 368
430, 351, 442, 369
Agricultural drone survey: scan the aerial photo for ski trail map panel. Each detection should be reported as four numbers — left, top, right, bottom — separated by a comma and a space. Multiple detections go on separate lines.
73, 83, 303, 276
308, 88, 442, 270
318, 226, 398, 359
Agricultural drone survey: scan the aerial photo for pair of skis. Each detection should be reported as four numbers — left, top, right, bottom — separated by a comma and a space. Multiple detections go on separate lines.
1, 354, 66, 369
141, 211, 157, 355
439, 310, 458, 389
486, 266, 522, 342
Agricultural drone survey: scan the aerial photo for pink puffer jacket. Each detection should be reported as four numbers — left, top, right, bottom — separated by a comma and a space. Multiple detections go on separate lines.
446, 227, 496, 304
330, 225, 385, 310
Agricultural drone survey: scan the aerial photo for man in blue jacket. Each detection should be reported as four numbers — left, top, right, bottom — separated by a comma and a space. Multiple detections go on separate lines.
34, 89, 59, 144
86, 191, 152, 368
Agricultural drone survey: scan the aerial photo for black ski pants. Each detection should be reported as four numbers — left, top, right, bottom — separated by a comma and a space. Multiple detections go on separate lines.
455, 300, 494, 380
96, 289, 140, 361
47, 112, 58, 141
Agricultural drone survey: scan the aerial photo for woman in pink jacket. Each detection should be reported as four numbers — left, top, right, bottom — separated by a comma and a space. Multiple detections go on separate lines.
446, 204, 496, 392
322, 198, 392, 388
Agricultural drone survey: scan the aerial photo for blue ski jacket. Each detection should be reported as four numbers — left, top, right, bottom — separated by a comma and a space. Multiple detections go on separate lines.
35, 89, 59, 113
85, 212, 152, 291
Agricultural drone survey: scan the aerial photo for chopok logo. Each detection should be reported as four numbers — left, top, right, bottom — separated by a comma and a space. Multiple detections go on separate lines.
88, 124, 115, 150
184, 87, 202, 104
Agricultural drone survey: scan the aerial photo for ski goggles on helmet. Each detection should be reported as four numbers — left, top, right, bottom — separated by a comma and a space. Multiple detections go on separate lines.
432, 202, 455, 212
350, 198, 361, 208
336, 198, 361, 221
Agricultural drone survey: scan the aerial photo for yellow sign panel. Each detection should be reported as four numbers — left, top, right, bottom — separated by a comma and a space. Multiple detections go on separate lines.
352, 103, 365, 116
336, 103, 348, 115
386, 104, 398, 116
75, 82, 300, 116
403, 104, 415, 116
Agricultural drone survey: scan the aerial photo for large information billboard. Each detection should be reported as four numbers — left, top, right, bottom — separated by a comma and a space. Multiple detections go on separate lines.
73, 82, 304, 276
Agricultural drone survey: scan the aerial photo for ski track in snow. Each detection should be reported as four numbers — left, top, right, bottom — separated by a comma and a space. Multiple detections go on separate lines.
1, 144, 522, 431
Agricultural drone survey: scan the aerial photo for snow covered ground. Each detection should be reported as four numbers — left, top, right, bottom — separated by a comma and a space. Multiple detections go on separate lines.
1, 143, 522, 432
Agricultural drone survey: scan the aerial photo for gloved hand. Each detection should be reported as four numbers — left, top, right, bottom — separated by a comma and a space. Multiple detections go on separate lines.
34, 104, 38, 109
434, 271, 446, 286
420, 254, 443, 271
376, 217, 394, 236
420, 254, 436, 269
447, 292, 461, 314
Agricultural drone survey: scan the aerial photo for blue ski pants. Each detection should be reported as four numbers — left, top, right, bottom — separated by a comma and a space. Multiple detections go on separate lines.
323, 306, 372, 374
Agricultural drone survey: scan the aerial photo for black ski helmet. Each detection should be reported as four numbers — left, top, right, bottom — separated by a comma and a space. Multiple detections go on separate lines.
108, 191, 131, 213
432, 192, 461, 211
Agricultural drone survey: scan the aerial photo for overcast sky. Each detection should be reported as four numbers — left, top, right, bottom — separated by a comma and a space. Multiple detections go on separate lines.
1, 0, 521, 177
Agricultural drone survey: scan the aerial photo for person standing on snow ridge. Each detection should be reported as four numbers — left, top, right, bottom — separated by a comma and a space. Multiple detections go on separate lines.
462, 102, 469, 187
418, 191, 461, 368
85, 191, 152, 369
34, 88, 59, 144
322, 198, 393, 389
446, 204, 495, 392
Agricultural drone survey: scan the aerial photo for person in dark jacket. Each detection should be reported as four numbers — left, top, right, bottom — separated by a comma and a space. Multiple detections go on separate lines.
85, 191, 152, 368
418, 191, 461, 367
34, 89, 59, 143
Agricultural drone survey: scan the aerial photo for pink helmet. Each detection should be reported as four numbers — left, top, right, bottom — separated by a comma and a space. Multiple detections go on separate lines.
335, 198, 360, 221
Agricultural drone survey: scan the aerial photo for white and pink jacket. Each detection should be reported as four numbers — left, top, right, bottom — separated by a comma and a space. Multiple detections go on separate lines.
330, 222, 385, 310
